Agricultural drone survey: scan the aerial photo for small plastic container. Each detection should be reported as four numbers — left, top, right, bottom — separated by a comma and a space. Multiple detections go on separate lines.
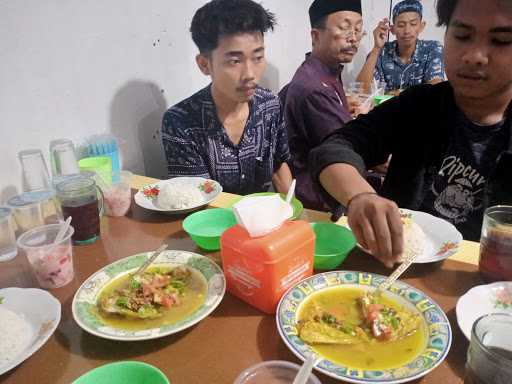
78, 156, 112, 179
311, 222, 356, 270
17, 223, 75, 289
221, 220, 315, 314
183, 208, 237, 251
234, 360, 321, 384
98, 170, 132, 217
0, 207, 17, 262
7, 190, 62, 236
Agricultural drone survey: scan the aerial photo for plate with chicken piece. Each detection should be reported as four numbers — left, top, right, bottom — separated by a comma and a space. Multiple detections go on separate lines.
276, 271, 451, 383
72, 250, 225, 341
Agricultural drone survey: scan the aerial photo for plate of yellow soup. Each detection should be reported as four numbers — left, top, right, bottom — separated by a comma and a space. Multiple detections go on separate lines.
72, 250, 225, 341
276, 271, 451, 383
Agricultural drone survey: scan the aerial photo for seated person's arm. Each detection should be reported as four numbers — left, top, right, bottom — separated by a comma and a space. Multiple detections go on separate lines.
272, 112, 292, 194
310, 96, 410, 267
356, 18, 390, 91
424, 41, 446, 85
319, 164, 402, 268
272, 162, 292, 194
161, 111, 211, 179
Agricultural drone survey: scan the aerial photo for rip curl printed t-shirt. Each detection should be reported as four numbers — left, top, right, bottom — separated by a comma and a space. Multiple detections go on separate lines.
420, 109, 508, 240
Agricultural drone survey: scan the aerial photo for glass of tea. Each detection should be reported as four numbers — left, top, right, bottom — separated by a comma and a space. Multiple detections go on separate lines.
56, 176, 103, 245
479, 205, 512, 282
464, 313, 512, 384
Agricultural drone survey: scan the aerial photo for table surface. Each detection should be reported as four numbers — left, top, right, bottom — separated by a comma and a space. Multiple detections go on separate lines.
0, 176, 484, 384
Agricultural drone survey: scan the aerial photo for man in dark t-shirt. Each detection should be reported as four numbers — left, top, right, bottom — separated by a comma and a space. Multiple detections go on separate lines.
310, 0, 512, 267
420, 112, 508, 240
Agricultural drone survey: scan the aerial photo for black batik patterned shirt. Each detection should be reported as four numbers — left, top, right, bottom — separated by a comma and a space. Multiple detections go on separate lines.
161, 85, 290, 195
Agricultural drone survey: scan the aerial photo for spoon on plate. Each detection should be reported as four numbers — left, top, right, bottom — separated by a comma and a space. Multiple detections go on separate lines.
134, 243, 168, 277
377, 250, 418, 293
292, 353, 319, 384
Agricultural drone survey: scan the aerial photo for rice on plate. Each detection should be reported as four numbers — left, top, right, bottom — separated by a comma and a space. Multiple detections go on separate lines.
401, 213, 426, 262
157, 181, 205, 209
0, 306, 33, 367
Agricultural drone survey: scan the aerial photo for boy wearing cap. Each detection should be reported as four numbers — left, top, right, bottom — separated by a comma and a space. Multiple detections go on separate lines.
161, 0, 292, 195
311, 0, 512, 267
280, 0, 367, 211
356, 0, 445, 94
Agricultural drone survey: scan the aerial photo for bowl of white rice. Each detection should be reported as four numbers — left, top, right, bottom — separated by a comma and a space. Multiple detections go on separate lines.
0, 287, 61, 375
134, 177, 222, 214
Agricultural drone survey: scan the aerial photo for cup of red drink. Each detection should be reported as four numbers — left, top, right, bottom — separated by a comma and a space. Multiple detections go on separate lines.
479, 205, 512, 282
56, 176, 103, 245
17, 223, 75, 289
97, 170, 132, 217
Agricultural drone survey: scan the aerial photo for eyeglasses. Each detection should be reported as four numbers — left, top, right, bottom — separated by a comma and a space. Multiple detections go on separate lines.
322, 26, 367, 41
339, 27, 367, 41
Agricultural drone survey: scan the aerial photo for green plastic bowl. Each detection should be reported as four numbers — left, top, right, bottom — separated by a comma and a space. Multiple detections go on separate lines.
183, 208, 237, 251
72, 361, 169, 384
373, 94, 394, 106
311, 222, 357, 270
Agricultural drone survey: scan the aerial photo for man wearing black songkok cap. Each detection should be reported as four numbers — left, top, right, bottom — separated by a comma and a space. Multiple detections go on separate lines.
280, 0, 368, 211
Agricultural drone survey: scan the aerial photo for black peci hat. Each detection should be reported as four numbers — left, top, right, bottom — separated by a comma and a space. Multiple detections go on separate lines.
309, 0, 362, 27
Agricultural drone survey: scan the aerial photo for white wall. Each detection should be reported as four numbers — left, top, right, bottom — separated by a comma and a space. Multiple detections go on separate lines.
0, 0, 444, 203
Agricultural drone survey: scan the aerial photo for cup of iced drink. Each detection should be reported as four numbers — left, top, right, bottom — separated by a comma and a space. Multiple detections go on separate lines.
97, 170, 132, 217
17, 223, 75, 289
234, 361, 321, 384
479, 205, 512, 282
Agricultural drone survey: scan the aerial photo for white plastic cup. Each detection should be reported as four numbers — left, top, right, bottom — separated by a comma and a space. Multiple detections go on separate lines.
234, 361, 322, 384
17, 223, 75, 289
0, 207, 17, 262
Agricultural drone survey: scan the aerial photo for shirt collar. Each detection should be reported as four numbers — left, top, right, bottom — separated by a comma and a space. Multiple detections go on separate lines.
305, 53, 344, 79
388, 40, 422, 66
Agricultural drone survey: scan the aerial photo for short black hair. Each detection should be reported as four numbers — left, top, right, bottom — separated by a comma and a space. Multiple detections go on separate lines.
190, 0, 276, 55
436, 0, 458, 27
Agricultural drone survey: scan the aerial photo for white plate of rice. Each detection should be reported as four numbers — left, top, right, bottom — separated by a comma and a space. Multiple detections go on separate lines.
349, 209, 463, 263
134, 177, 222, 214
0, 287, 61, 376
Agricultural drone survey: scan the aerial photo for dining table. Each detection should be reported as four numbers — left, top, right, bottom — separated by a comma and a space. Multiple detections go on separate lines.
0, 174, 484, 384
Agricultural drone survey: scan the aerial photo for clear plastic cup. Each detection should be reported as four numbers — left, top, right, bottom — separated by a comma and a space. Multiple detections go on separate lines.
7, 190, 62, 236
17, 223, 75, 289
0, 207, 17, 262
18, 149, 51, 192
234, 361, 322, 384
97, 170, 132, 217
49, 139, 80, 177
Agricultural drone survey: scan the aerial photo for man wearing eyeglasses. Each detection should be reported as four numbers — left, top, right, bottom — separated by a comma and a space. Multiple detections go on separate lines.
280, 0, 367, 211
356, 0, 445, 94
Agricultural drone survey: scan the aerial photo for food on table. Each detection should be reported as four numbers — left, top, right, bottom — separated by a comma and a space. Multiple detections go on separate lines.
143, 185, 160, 199
156, 182, 204, 209
103, 184, 131, 216
0, 306, 33, 367
401, 213, 426, 261
25, 244, 74, 289
199, 180, 215, 194
96, 265, 207, 330
297, 287, 425, 370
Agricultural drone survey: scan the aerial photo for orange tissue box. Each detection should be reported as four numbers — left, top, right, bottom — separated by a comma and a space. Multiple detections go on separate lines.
220, 220, 315, 314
